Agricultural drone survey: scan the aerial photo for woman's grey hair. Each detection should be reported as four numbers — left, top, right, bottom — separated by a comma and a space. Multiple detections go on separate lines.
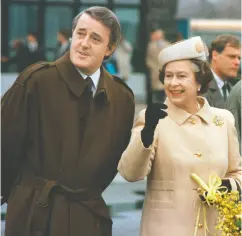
159, 59, 214, 94
72, 6, 121, 60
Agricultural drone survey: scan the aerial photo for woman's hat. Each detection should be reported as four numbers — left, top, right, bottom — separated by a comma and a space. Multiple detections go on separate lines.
158, 36, 209, 70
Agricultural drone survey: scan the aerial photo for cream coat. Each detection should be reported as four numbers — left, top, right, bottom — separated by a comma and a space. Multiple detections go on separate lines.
118, 97, 241, 236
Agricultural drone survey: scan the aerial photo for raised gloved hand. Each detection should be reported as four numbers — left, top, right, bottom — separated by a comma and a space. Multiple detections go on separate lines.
141, 103, 168, 148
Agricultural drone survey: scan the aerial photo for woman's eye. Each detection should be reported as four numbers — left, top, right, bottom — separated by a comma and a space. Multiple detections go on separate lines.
92, 37, 100, 42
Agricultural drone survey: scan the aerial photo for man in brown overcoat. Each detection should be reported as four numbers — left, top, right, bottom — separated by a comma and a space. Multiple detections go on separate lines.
1, 6, 135, 236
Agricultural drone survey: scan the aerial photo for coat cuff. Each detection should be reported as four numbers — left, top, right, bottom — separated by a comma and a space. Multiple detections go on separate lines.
223, 178, 241, 194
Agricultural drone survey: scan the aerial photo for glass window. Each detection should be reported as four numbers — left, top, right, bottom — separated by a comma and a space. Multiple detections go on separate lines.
114, 8, 139, 45
81, 0, 106, 3
114, 0, 140, 3
46, 0, 73, 2
8, 4, 38, 72
8, 4, 38, 42
44, 6, 73, 61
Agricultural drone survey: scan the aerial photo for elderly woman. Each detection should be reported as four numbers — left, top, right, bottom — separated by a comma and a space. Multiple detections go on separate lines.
118, 37, 241, 236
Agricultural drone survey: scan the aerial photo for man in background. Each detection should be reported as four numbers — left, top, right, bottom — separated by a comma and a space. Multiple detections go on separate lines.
226, 80, 241, 153
146, 29, 170, 103
56, 29, 71, 59
203, 34, 240, 108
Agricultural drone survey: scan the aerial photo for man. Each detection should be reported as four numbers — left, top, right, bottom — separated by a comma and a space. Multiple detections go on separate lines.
26, 32, 46, 64
2, 6, 135, 236
115, 35, 133, 82
1, 39, 30, 73
146, 29, 170, 103
56, 29, 71, 59
203, 34, 241, 108
226, 80, 241, 153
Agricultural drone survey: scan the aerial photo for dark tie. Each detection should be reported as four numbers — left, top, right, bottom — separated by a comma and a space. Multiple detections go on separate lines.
85, 76, 93, 97
222, 82, 230, 101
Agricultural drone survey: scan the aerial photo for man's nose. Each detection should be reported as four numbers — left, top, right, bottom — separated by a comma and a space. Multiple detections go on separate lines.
234, 57, 240, 66
81, 36, 90, 48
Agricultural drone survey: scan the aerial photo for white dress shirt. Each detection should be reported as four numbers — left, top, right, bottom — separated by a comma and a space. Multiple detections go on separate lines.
77, 68, 101, 96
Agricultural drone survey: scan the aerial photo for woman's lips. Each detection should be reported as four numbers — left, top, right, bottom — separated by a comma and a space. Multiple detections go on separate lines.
170, 90, 184, 96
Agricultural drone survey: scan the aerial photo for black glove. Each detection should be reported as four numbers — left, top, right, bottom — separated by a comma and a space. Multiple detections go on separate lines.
141, 103, 168, 148
200, 179, 241, 202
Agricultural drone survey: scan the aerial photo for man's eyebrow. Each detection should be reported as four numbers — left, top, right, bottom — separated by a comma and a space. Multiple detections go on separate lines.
91, 32, 102, 39
77, 28, 86, 32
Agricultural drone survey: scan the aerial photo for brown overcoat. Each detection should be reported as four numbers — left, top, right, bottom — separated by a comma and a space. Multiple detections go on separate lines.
1, 53, 135, 236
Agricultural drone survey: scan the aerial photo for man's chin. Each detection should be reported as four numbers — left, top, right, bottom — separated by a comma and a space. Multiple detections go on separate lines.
227, 73, 239, 80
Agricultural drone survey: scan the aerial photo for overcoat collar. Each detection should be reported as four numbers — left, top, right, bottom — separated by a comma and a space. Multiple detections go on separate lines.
165, 96, 214, 125
55, 52, 113, 104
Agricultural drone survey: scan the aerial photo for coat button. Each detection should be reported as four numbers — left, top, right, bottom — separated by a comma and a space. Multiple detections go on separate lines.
198, 223, 203, 228
194, 152, 202, 158
188, 118, 196, 124
59, 168, 64, 172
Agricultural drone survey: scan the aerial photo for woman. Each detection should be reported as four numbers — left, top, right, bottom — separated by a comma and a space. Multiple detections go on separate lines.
118, 36, 241, 236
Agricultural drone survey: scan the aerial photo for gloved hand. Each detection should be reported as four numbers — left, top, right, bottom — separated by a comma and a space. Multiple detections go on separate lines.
199, 179, 241, 202
141, 103, 168, 148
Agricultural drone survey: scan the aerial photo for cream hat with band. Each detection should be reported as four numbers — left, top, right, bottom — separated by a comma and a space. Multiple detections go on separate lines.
158, 36, 209, 70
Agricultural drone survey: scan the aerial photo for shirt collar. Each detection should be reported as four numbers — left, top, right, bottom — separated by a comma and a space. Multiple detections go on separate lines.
212, 70, 225, 89
165, 96, 213, 125
77, 68, 101, 91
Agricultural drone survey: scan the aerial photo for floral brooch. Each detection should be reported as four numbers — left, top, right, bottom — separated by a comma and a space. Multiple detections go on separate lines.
213, 115, 224, 127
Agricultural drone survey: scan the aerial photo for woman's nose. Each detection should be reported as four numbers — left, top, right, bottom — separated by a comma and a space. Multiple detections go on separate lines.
169, 76, 179, 86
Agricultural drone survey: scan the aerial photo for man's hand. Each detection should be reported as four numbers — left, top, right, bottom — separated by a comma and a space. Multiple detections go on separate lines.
141, 103, 168, 148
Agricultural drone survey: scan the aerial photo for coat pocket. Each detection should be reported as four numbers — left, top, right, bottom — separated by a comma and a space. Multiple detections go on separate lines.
146, 180, 175, 209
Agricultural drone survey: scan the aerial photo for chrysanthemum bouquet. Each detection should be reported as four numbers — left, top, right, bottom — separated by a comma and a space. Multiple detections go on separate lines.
191, 173, 241, 236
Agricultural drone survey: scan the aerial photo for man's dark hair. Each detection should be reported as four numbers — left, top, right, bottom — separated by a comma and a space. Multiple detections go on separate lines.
209, 34, 241, 61
159, 59, 214, 94
72, 6, 121, 60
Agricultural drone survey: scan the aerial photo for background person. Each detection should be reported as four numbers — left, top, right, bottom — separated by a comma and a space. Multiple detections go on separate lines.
146, 29, 170, 103
226, 80, 241, 153
203, 34, 241, 108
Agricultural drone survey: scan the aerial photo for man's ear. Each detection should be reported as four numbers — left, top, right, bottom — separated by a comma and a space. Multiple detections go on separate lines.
105, 45, 116, 57
212, 50, 219, 61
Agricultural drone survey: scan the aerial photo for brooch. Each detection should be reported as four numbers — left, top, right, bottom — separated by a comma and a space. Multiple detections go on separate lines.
213, 116, 224, 127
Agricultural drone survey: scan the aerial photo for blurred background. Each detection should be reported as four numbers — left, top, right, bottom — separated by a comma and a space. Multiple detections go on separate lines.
1, 0, 241, 235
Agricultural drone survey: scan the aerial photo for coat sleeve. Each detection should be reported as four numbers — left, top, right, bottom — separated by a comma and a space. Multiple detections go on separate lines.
223, 110, 242, 192
1, 81, 29, 204
226, 82, 241, 153
118, 109, 157, 182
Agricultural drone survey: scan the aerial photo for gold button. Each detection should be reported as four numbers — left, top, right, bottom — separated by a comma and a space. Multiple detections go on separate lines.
188, 118, 196, 124
194, 152, 202, 158
198, 223, 203, 228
